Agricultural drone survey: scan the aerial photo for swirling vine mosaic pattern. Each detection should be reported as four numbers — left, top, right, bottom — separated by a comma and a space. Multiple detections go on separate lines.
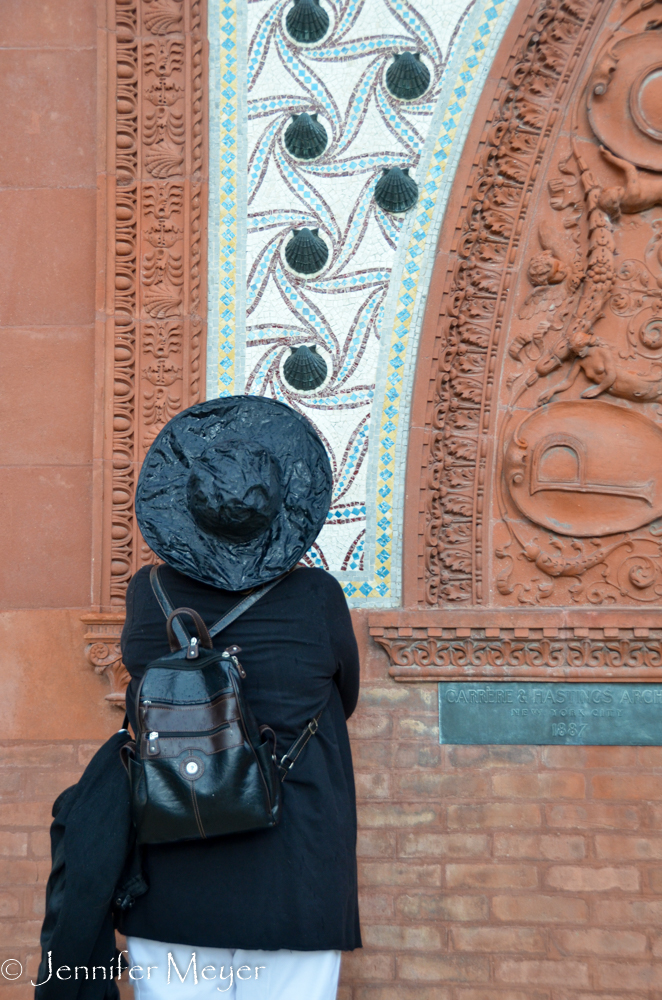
208, 0, 517, 601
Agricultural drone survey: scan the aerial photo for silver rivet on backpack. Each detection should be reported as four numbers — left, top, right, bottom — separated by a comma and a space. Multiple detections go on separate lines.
180, 755, 204, 780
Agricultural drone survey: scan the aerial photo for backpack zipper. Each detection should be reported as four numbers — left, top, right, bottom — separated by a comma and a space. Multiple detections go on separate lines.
143, 720, 233, 741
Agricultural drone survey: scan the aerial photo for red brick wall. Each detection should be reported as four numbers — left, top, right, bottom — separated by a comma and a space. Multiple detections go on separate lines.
0, 742, 101, 1000
337, 617, 662, 999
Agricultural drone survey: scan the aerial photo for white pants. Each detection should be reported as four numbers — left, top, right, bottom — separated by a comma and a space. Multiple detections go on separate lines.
125, 936, 341, 1000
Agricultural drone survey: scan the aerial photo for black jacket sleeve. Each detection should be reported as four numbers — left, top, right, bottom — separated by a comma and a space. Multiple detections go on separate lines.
121, 566, 171, 677
120, 566, 146, 670
325, 575, 360, 719
35, 732, 136, 1000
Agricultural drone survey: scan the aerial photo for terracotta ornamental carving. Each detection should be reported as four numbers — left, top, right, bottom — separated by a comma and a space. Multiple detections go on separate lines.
84, 0, 207, 703
85, 0, 662, 694
372, 0, 662, 680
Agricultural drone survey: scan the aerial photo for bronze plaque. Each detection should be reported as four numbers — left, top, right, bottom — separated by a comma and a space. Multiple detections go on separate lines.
439, 682, 662, 744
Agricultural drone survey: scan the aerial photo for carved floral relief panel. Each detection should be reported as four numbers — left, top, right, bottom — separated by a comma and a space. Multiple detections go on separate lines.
100, 0, 206, 611
87, 0, 207, 703
419, 0, 662, 612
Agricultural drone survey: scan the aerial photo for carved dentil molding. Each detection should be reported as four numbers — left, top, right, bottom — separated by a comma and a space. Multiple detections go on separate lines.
372, 627, 662, 682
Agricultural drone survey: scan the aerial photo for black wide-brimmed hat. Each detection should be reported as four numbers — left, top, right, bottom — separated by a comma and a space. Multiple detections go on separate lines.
136, 395, 333, 591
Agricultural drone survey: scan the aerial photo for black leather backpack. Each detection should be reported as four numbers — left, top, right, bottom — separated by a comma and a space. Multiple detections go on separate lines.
121, 566, 321, 845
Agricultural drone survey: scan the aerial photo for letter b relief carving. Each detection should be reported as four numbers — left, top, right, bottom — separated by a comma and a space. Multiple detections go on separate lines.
373, 0, 662, 681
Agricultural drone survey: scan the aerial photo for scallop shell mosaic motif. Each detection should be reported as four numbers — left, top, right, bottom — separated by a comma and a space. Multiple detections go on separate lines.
285, 0, 330, 43
284, 228, 330, 274
374, 166, 418, 213
284, 112, 329, 160
283, 345, 329, 391
385, 51, 431, 100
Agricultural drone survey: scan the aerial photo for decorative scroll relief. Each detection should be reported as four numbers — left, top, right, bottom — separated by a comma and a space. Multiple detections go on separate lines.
81, 615, 131, 705
86, 0, 206, 704
418, 0, 662, 614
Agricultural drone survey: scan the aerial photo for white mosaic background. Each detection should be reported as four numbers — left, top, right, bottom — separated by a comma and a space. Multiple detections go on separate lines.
208, 0, 518, 604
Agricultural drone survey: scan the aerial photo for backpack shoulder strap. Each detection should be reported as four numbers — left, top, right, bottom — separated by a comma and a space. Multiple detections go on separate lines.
149, 565, 190, 649
278, 709, 324, 781
208, 575, 282, 638
149, 565, 284, 641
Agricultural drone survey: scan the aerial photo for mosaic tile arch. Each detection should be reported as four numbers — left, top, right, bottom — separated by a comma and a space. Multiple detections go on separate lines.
208, 0, 518, 604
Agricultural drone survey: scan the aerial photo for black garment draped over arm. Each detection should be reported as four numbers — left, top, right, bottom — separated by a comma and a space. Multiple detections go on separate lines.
117, 564, 362, 952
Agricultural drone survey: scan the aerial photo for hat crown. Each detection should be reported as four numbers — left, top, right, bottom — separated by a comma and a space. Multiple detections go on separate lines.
186, 438, 283, 541
135, 394, 333, 590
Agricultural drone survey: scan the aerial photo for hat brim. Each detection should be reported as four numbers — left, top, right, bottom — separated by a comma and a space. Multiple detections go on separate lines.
136, 396, 333, 590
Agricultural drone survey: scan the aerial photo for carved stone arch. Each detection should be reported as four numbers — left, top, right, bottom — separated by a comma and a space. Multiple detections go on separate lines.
370, 0, 662, 682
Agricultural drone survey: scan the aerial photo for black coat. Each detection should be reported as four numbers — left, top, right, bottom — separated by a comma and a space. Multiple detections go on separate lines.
117, 564, 362, 952
35, 731, 137, 1000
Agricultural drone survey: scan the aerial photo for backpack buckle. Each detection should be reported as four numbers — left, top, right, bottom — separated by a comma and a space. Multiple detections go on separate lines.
186, 636, 199, 659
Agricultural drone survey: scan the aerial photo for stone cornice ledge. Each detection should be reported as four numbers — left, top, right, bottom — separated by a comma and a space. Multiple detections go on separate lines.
369, 611, 662, 683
